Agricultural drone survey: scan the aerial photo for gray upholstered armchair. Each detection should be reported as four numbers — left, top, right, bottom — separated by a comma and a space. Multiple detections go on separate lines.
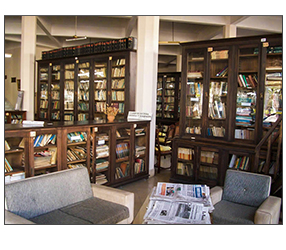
210, 169, 281, 224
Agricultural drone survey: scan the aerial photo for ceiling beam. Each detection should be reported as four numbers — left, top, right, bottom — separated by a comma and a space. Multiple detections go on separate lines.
37, 16, 62, 48
126, 16, 137, 37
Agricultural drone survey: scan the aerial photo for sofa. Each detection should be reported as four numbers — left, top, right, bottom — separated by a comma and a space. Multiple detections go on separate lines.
210, 169, 281, 224
5, 167, 134, 224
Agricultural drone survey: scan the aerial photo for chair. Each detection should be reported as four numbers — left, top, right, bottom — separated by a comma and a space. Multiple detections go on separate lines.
158, 124, 175, 146
210, 169, 281, 224
154, 128, 172, 173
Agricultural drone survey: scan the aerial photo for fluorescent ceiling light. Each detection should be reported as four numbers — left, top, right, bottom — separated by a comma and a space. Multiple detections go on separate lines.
5, 53, 12, 58
66, 36, 87, 42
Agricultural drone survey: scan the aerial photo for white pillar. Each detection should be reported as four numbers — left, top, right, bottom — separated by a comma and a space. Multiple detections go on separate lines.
21, 16, 37, 120
136, 16, 160, 177
223, 24, 237, 38
176, 55, 182, 72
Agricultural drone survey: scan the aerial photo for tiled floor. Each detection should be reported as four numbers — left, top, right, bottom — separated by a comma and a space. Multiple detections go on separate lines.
117, 168, 171, 219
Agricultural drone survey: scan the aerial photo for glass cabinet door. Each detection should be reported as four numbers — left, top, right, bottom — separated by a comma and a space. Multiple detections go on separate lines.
111, 57, 126, 119
94, 60, 107, 120
156, 76, 163, 118
115, 126, 131, 180
263, 43, 282, 126
134, 124, 148, 175
51, 64, 61, 121
77, 61, 90, 121
185, 50, 205, 135
163, 76, 176, 119
64, 63, 75, 121
235, 46, 259, 141
207, 49, 229, 138
39, 65, 49, 119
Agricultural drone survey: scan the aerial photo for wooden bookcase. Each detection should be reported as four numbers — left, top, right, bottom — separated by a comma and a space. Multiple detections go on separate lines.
171, 34, 282, 186
156, 72, 181, 124
36, 50, 136, 122
5, 120, 150, 187
5, 110, 27, 124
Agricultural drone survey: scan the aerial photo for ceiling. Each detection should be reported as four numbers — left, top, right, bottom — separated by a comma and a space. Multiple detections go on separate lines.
4, 15, 283, 71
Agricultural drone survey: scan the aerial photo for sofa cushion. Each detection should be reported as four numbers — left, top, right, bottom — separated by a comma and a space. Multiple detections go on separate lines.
5, 168, 93, 219
222, 170, 271, 207
30, 197, 129, 224
212, 200, 257, 224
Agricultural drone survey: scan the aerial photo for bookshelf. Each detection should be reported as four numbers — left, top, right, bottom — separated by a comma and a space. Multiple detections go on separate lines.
172, 34, 282, 186
5, 120, 150, 186
156, 72, 181, 124
5, 130, 28, 182
5, 110, 27, 124
36, 50, 136, 122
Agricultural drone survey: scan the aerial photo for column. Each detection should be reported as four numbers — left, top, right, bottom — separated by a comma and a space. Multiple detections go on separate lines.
176, 55, 182, 72
136, 16, 160, 177
21, 16, 37, 120
223, 24, 237, 38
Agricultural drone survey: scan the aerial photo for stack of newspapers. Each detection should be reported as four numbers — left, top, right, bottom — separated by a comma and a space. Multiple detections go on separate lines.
143, 182, 214, 224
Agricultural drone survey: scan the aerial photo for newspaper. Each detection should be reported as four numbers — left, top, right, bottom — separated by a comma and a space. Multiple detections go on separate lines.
150, 182, 214, 211
143, 182, 214, 224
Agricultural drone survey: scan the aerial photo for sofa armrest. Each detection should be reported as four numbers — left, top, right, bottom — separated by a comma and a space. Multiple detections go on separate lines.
210, 186, 223, 206
91, 184, 134, 224
5, 210, 35, 224
254, 196, 281, 224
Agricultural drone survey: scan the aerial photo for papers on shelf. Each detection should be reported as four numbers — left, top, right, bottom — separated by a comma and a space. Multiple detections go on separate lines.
143, 182, 214, 224
22, 120, 44, 127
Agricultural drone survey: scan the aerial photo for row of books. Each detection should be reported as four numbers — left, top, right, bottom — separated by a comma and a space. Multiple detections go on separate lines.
67, 163, 86, 169
115, 162, 130, 179
95, 89, 106, 101
210, 81, 227, 96
52, 71, 61, 80
96, 174, 108, 185
238, 74, 258, 88
116, 143, 129, 159
95, 80, 107, 89
52, 101, 60, 109
237, 90, 256, 106
78, 113, 88, 121
42, 37, 137, 59
78, 91, 89, 101
67, 132, 87, 143
96, 145, 109, 159
178, 147, 194, 161
64, 113, 74, 121
215, 66, 228, 77
78, 62, 90, 68
177, 162, 193, 176
67, 146, 86, 162
135, 145, 146, 156
134, 159, 145, 174
51, 112, 60, 120
165, 89, 175, 96
236, 115, 254, 126
40, 100, 48, 109
112, 103, 124, 114
112, 79, 125, 89
95, 102, 106, 112
78, 81, 89, 91
164, 97, 175, 103
185, 126, 201, 134
164, 104, 174, 112
229, 155, 249, 170
65, 81, 74, 90
187, 81, 202, 96
112, 67, 125, 77
78, 102, 89, 111
211, 50, 228, 60
112, 91, 125, 101
207, 126, 225, 137
34, 134, 57, 147
199, 165, 218, 180
201, 151, 219, 165
209, 100, 226, 119
95, 159, 109, 171
113, 58, 126, 66
39, 111, 48, 119
5, 158, 13, 172
51, 91, 60, 100
94, 68, 107, 78
186, 103, 202, 118
65, 70, 74, 80
235, 128, 254, 140
34, 148, 57, 168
